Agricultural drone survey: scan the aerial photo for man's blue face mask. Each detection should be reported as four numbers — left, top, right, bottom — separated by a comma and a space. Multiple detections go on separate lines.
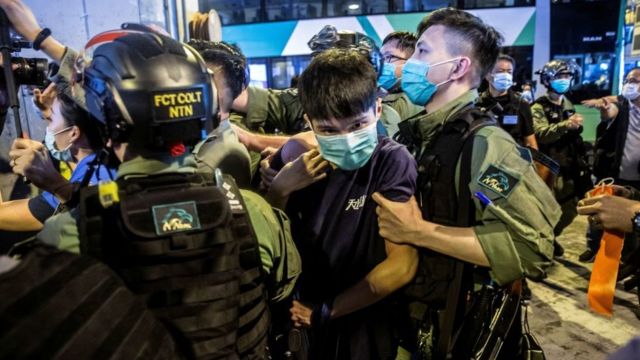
550, 78, 571, 94
377, 62, 398, 90
491, 72, 513, 93
315, 121, 379, 171
45, 126, 74, 162
401, 57, 460, 106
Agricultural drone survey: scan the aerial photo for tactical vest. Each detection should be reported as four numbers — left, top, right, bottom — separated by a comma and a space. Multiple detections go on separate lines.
477, 91, 524, 142
0, 244, 181, 359
78, 172, 269, 359
398, 107, 496, 357
399, 107, 495, 306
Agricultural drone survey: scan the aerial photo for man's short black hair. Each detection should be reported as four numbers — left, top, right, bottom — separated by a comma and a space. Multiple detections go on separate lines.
496, 54, 516, 70
417, 8, 503, 86
382, 31, 417, 55
187, 39, 247, 100
58, 92, 104, 152
298, 48, 377, 121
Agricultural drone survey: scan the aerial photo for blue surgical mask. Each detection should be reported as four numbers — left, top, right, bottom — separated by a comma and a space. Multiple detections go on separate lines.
491, 72, 513, 93
550, 78, 571, 94
521, 90, 533, 103
315, 121, 378, 171
45, 126, 74, 162
377, 62, 398, 90
401, 58, 458, 106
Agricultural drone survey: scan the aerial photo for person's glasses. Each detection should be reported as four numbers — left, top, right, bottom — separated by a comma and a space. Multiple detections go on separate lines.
383, 54, 407, 64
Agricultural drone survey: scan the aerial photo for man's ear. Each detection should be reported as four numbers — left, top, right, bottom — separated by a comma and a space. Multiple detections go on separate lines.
450, 56, 473, 81
375, 98, 383, 121
68, 125, 81, 143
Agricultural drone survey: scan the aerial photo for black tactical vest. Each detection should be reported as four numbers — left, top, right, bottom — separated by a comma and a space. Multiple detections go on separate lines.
398, 107, 495, 307
0, 244, 182, 359
78, 172, 269, 359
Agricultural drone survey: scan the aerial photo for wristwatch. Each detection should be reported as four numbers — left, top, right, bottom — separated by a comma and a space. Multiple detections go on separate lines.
633, 211, 640, 234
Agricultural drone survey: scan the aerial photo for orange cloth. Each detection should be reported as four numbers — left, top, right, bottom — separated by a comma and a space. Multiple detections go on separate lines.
587, 185, 625, 316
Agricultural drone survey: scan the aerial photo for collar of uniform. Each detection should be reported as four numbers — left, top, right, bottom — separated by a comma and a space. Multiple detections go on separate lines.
416, 89, 478, 142
117, 153, 198, 180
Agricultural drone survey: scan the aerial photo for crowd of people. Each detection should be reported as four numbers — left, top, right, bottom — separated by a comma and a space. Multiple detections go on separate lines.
0, 0, 638, 359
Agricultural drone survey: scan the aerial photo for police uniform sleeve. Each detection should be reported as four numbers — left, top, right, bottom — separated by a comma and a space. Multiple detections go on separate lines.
36, 208, 81, 254
385, 93, 423, 121
380, 104, 401, 138
246, 86, 304, 134
240, 189, 301, 303
48, 47, 86, 109
531, 102, 572, 144
517, 98, 536, 137
467, 127, 561, 285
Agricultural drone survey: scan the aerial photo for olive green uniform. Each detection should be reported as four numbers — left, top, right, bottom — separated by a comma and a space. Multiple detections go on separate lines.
383, 92, 423, 123
242, 85, 411, 138
37, 153, 301, 302
408, 90, 560, 285
531, 94, 580, 234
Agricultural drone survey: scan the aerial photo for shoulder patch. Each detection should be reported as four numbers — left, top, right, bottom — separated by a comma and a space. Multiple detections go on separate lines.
152, 201, 202, 235
477, 164, 520, 198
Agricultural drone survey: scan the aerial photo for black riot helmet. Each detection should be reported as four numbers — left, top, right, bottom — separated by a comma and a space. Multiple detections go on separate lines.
535, 59, 581, 88
307, 25, 384, 76
83, 32, 213, 152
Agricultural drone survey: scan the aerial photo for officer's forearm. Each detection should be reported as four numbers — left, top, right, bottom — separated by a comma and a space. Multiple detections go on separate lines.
247, 133, 289, 153
0, 199, 43, 232
412, 221, 490, 267
330, 242, 418, 319
533, 120, 571, 144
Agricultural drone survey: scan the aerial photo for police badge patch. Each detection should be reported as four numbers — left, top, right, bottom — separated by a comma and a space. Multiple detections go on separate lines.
152, 201, 202, 235
477, 165, 520, 198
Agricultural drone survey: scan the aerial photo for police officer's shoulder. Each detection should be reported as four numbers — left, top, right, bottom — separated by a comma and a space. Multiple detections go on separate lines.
471, 128, 532, 199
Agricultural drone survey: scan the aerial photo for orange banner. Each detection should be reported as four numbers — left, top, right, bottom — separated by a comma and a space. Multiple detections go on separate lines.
587, 184, 625, 317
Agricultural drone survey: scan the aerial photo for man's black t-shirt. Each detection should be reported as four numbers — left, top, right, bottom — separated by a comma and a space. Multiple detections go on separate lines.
477, 89, 535, 145
271, 136, 417, 359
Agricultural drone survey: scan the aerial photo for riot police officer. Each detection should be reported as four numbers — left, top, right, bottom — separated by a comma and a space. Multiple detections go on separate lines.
532, 59, 592, 256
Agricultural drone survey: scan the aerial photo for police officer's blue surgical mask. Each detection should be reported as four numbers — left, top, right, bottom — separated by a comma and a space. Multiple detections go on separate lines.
45, 126, 74, 162
491, 72, 513, 93
401, 58, 459, 106
315, 121, 379, 171
377, 62, 398, 90
550, 78, 571, 94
